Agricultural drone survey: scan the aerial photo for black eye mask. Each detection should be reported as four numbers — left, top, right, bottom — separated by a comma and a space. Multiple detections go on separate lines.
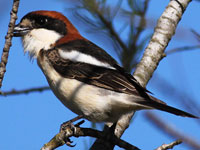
21, 14, 67, 36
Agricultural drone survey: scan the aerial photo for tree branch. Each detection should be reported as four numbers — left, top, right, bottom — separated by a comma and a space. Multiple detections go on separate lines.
0, 0, 20, 89
41, 120, 140, 150
93, 2, 129, 53
155, 140, 182, 150
151, 74, 200, 118
191, 29, 200, 42
0, 86, 50, 96
116, 0, 192, 138
133, 0, 191, 86
145, 112, 200, 149
166, 45, 200, 55
122, 0, 150, 72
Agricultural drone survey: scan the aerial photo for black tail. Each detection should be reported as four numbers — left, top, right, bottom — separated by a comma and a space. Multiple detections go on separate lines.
138, 100, 198, 118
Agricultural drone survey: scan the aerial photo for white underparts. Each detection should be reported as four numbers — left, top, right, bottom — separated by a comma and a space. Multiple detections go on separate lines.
59, 50, 115, 69
22, 28, 62, 58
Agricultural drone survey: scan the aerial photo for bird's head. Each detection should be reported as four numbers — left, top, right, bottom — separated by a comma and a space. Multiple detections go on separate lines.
14, 10, 82, 58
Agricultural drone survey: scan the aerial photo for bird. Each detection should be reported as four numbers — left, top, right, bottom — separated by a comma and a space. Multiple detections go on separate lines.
13, 10, 197, 123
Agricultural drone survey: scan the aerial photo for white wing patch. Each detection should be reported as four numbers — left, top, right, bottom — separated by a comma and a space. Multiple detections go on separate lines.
58, 50, 115, 69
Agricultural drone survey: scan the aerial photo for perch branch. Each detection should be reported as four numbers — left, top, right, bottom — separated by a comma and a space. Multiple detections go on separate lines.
41, 120, 140, 150
0, 0, 20, 88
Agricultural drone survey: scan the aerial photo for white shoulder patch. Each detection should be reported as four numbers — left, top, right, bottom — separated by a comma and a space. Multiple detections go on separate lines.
58, 50, 115, 69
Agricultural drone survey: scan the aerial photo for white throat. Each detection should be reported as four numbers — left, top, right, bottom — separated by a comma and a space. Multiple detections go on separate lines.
22, 28, 62, 58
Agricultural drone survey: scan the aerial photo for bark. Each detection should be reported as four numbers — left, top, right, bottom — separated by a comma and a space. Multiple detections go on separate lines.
0, 0, 20, 89
155, 139, 182, 150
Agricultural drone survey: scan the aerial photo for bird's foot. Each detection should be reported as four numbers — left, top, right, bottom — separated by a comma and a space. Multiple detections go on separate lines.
60, 115, 83, 131
60, 115, 84, 147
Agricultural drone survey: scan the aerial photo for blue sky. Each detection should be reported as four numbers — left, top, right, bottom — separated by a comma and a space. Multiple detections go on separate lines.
0, 0, 200, 150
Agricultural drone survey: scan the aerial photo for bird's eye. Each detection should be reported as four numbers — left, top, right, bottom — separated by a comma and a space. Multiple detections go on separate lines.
39, 18, 48, 24
44, 18, 48, 23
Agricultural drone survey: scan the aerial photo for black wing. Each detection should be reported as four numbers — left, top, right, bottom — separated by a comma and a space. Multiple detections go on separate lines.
46, 48, 140, 95
48, 39, 151, 96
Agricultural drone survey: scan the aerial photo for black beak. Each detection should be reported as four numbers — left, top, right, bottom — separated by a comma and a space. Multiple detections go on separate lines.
13, 24, 32, 37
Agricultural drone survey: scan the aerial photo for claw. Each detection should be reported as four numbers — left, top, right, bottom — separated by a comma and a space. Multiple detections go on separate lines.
59, 115, 84, 148
60, 121, 74, 131
65, 137, 76, 147
66, 142, 76, 147
60, 115, 83, 132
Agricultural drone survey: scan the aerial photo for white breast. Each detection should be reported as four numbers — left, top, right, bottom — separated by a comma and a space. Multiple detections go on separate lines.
22, 29, 62, 58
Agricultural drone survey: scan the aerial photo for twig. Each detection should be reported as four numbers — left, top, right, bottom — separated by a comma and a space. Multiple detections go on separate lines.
145, 112, 200, 150
95, 6, 129, 53
0, 86, 50, 96
41, 120, 140, 150
0, 0, 20, 88
131, 0, 149, 49
122, 0, 149, 72
166, 45, 200, 55
155, 140, 182, 150
151, 74, 200, 121
191, 29, 200, 42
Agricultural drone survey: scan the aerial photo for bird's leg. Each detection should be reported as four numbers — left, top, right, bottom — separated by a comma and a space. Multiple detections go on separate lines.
109, 122, 117, 133
102, 122, 117, 142
60, 115, 83, 147
60, 115, 83, 131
